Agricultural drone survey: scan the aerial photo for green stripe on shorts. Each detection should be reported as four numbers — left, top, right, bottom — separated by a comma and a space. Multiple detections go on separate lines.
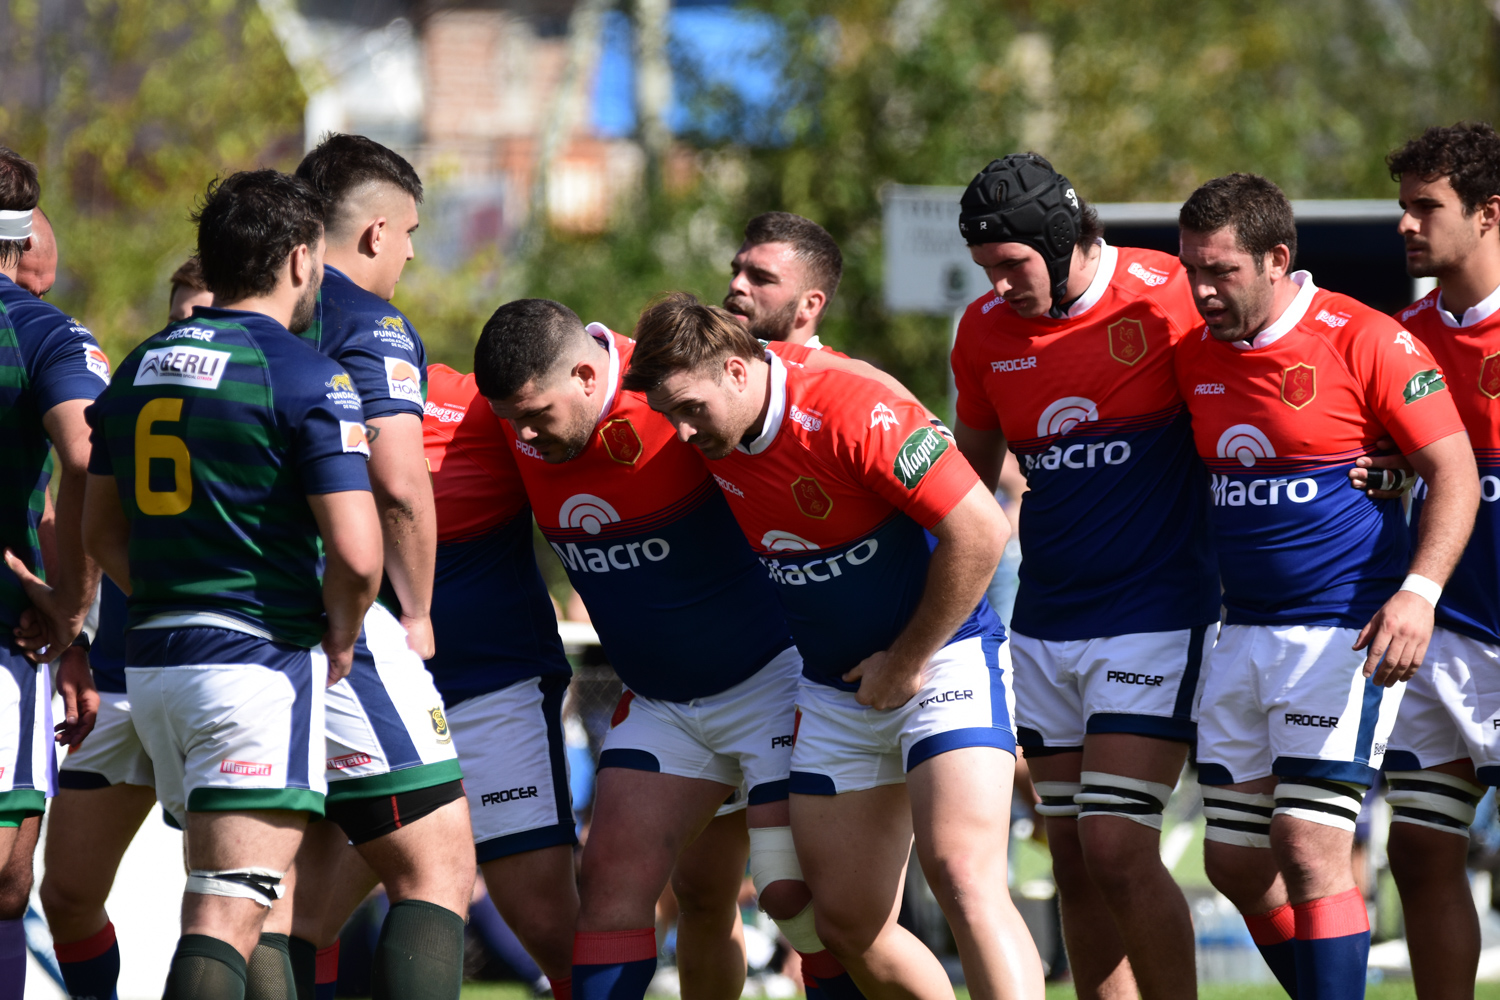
187, 787, 326, 818
324, 758, 464, 803
0, 789, 45, 826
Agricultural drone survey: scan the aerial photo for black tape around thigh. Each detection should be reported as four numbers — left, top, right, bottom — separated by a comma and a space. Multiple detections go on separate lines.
324, 779, 464, 846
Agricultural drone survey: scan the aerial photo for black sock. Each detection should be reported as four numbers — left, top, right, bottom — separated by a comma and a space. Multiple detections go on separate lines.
288, 935, 319, 1000
163, 933, 249, 1000
246, 933, 296, 1000
372, 899, 465, 1000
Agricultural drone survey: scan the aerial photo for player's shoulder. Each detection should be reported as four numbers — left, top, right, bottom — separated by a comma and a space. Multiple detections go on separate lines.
787, 360, 915, 439
1394, 289, 1441, 328
320, 267, 422, 350
423, 364, 481, 426
0, 275, 94, 343
1110, 246, 1182, 297
957, 289, 1008, 334
1309, 288, 1407, 346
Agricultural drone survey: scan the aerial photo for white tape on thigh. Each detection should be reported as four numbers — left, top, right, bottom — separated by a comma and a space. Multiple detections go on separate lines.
185, 867, 286, 907
748, 826, 804, 897
1202, 788, 1274, 848
1075, 771, 1174, 830
1386, 770, 1484, 836
1273, 779, 1366, 832
775, 902, 825, 954
1033, 781, 1082, 818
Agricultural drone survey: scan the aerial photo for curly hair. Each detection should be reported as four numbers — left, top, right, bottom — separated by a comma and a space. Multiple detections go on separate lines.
1388, 122, 1500, 214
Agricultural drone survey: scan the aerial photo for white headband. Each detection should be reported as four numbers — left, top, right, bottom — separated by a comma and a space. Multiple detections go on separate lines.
0, 209, 33, 241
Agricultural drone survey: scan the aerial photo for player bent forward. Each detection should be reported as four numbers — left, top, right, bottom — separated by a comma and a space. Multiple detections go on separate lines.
627, 294, 1044, 1000
82, 171, 384, 998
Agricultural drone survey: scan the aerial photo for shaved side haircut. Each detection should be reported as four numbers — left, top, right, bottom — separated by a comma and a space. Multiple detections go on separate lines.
474, 298, 592, 401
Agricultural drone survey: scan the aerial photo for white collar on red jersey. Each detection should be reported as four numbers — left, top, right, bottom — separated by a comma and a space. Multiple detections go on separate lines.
1436, 280, 1500, 328
737, 350, 788, 455
1059, 240, 1118, 319
804, 333, 823, 349
586, 322, 621, 424
1232, 270, 1316, 350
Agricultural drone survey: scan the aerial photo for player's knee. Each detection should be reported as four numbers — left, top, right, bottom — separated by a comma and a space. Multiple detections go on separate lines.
1386, 770, 1484, 841
921, 851, 998, 918
38, 872, 102, 923
756, 880, 810, 922
1076, 771, 1172, 831
812, 908, 877, 960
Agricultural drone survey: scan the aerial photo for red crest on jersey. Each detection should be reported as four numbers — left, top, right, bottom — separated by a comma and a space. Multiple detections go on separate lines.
1108, 318, 1148, 366
791, 476, 833, 519
599, 417, 643, 465
1481, 351, 1500, 400
1281, 363, 1317, 409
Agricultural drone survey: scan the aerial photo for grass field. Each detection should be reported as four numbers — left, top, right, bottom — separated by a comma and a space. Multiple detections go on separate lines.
458, 984, 1500, 1000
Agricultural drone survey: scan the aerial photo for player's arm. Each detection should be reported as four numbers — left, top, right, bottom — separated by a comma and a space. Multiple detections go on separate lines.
1355, 430, 1479, 685
309, 490, 384, 686
81, 473, 130, 595
954, 421, 1009, 494
365, 412, 438, 658
5, 400, 102, 661
844, 481, 1010, 709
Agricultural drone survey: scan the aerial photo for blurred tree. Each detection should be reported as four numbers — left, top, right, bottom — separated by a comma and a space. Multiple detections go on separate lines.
0, 0, 303, 360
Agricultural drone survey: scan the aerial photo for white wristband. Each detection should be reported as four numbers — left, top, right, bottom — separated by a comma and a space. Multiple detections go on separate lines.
1398, 573, 1442, 608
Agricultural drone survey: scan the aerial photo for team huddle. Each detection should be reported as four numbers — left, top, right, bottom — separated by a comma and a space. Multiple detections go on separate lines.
0, 119, 1497, 1000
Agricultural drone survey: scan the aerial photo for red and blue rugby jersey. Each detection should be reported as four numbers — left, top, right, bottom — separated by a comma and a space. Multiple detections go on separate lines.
422, 364, 568, 705
951, 244, 1219, 639
708, 351, 1002, 690
1175, 272, 1466, 627
1400, 289, 1500, 644
506, 328, 794, 702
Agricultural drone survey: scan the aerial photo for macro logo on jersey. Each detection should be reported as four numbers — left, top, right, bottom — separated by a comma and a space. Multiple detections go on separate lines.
1036, 396, 1098, 438
1281, 364, 1316, 410
599, 417, 643, 465
1482, 352, 1500, 399
1216, 424, 1275, 468
84, 345, 111, 383
133, 345, 232, 390
1108, 318, 1147, 366
894, 426, 950, 489
560, 494, 620, 535
762, 529, 819, 552
384, 356, 423, 402
1404, 369, 1446, 404
792, 477, 832, 518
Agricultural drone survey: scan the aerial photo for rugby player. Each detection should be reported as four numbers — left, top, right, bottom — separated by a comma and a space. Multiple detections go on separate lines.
39, 256, 213, 1000
627, 293, 1045, 1000
421, 363, 577, 1000
473, 299, 867, 1000
82, 169, 383, 999
1341, 122, 1500, 999
287, 133, 472, 1000
949, 153, 1216, 999
169, 256, 214, 322
1174, 173, 1479, 1000
14, 206, 54, 297
0, 147, 105, 997
724, 212, 841, 348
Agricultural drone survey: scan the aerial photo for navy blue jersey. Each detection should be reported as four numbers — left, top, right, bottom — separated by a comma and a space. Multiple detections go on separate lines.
301, 266, 426, 420
87, 308, 373, 648
90, 577, 128, 694
0, 275, 111, 628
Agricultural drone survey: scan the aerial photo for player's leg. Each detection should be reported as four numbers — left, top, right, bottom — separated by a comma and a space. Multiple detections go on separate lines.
482, 846, 579, 989
1009, 631, 1133, 1000
670, 808, 750, 1000
287, 820, 379, 998
0, 642, 52, 994
0, 813, 38, 993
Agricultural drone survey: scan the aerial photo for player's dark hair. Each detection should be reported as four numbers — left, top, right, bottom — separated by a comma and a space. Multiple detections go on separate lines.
191, 171, 326, 304
0, 146, 40, 268
743, 212, 844, 305
296, 133, 423, 242
1387, 122, 1500, 215
170, 255, 208, 294
623, 292, 763, 393
474, 298, 590, 401
1179, 173, 1297, 271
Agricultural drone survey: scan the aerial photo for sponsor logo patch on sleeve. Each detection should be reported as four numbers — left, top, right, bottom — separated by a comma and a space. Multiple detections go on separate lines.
340, 420, 372, 457
894, 425, 950, 489
83, 344, 111, 383
384, 356, 423, 401
1403, 368, 1446, 404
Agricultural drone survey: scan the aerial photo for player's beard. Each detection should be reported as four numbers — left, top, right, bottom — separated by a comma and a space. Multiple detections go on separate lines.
288, 273, 321, 335
725, 292, 799, 342
1405, 229, 1477, 279
539, 399, 596, 464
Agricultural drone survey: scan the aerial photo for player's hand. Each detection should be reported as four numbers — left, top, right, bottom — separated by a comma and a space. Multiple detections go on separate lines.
843, 650, 923, 710
1348, 438, 1415, 500
4, 548, 81, 663
321, 634, 356, 687
400, 613, 435, 660
53, 645, 99, 747
12, 607, 46, 652
1353, 590, 1434, 686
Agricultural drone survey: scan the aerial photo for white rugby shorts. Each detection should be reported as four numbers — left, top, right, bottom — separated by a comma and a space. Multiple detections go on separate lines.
1197, 624, 1403, 787
324, 602, 461, 801
125, 631, 327, 827
788, 633, 1016, 796
447, 675, 576, 861
57, 690, 153, 790
0, 643, 53, 821
600, 646, 800, 808
1011, 625, 1213, 753
1385, 626, 1500, 784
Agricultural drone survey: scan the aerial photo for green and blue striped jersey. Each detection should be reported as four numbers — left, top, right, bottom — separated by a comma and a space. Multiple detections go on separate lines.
86, 307, 373, 648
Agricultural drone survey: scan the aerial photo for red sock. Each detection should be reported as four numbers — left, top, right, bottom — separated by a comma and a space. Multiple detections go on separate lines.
549, 975, 573, 1000
54, 921, 117, 963
572, 928, 658, 965
799, 950, 845, 981
315, 941, 340, 998
1243, 903, 1296, 945
1293, 888, 1369, 940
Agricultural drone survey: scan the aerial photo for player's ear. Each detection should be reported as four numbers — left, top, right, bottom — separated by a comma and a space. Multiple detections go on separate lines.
799, 288, 826, 323
1479, 195, 1500, 236
1267, 244, 1291, 282
364, 217, 388, 257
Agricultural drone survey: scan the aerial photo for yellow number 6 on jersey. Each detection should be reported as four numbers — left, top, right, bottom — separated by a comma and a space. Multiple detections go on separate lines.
135, 398, 192, 515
